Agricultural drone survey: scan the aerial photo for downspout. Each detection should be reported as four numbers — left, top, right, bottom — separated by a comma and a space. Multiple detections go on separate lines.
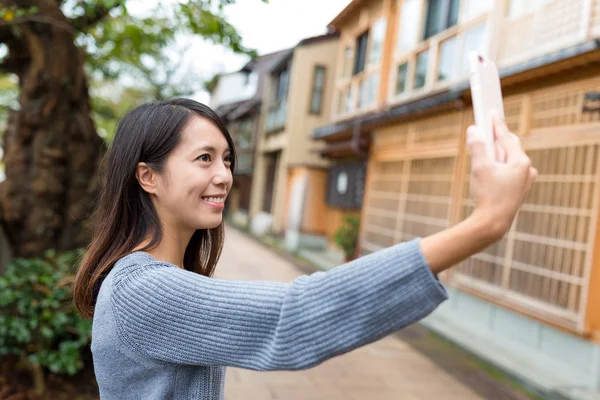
350, 120, 368, 157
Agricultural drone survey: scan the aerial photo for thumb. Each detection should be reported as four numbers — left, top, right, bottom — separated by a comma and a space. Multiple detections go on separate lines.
467, 126, 489, 164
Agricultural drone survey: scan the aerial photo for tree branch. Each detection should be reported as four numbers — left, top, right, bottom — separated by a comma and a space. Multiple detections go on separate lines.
69, 1, 125, 32
0, 15, 75, 35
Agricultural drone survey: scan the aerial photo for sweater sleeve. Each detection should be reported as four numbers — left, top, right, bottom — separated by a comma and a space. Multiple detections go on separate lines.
110, 239, 448, 370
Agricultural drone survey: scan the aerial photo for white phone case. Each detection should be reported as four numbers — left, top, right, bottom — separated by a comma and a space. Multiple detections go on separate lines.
468, 51, 505, 160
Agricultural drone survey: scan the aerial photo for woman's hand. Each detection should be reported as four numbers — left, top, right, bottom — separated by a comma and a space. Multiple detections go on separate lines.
420, 114, 537, 275
467, 113, 538, 239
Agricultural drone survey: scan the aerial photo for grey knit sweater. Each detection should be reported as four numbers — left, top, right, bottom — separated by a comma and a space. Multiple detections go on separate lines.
91, 239, 448, 399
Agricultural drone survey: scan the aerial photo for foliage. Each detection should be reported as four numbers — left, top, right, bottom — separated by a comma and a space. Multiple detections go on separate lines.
0, 0, 268, 133
334, 215, 360, 260
204, 72, 221, 94
0, 249, 90, 393
90, 81, 150, 141
70, 0, 264, 100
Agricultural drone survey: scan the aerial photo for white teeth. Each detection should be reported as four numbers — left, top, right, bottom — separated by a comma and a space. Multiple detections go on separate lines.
205, 197, 224, 203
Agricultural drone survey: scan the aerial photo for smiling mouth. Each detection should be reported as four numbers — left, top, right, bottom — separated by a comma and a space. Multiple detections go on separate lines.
201, 196, 225, 204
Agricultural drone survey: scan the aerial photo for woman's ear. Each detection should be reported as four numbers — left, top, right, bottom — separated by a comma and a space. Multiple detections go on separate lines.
135, 162, 158, 194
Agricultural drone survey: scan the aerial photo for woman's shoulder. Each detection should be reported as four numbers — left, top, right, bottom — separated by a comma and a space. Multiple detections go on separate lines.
111, 251, 177, 282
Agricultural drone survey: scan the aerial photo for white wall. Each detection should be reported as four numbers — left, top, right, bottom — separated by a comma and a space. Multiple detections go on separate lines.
422, 287, 600, 399
210, 71, 258, 109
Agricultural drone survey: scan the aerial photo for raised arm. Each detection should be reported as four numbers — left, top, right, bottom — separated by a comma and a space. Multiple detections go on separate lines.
111, 239, 447, 370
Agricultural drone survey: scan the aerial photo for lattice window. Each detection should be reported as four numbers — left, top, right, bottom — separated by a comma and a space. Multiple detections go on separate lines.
412, 113, 461, 145
454, 144, 600, 328
533, 0, 582, 44
592, 0, 600, 34
362, 161, 404, 253
372, 125, 410, 152
498, 15, 534, 62
362, 157, 455, 253
503, 96, 522, 133
531, 84, 600, 129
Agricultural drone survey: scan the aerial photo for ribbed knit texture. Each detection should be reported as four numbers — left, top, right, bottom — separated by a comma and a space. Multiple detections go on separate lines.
91, 238, 448, 399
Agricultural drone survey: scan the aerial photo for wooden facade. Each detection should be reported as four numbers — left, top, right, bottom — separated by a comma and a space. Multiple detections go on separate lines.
319, 0, 600, 340
361, 72, 600, 337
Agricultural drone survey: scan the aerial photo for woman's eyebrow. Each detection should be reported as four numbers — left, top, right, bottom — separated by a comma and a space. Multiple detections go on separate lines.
190, 145, 232, 155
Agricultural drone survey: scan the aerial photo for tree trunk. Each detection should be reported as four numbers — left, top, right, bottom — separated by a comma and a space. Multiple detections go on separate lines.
0, 8, 106, 258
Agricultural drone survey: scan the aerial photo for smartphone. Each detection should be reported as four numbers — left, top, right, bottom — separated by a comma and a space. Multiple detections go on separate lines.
468, 51, 505, 160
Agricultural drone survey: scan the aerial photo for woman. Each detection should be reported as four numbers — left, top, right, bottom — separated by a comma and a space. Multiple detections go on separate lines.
73, 98, 536, 399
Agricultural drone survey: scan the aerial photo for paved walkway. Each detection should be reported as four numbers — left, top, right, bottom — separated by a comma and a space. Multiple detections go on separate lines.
215, 227, 502, 400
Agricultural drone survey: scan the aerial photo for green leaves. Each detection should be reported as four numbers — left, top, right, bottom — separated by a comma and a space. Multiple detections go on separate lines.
0, 249, 91, 378
334, 216, 361, 260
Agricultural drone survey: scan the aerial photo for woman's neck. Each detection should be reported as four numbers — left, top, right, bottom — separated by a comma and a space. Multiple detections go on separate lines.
134, 224, 193, 269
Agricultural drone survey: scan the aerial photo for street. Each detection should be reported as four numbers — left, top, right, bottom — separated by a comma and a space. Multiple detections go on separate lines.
215, 227, 515, 400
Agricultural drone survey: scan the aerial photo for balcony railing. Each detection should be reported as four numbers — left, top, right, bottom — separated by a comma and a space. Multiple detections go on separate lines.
265, 100, 287, 133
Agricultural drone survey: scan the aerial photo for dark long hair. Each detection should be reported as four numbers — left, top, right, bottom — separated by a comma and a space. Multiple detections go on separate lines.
73, 98, 236, 319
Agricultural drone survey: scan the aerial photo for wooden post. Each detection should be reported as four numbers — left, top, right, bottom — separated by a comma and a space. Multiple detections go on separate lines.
379, 0, 398, 104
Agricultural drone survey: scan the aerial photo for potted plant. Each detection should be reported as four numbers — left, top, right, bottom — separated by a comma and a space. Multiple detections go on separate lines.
334, 215, 360, 262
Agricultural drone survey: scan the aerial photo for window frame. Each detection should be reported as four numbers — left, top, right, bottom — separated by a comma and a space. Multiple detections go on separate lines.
423, 0, 460, 40
309, 65, 327, 115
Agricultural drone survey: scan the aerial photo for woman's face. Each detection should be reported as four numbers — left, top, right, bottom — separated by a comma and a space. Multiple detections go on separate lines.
152, 116, 233, 232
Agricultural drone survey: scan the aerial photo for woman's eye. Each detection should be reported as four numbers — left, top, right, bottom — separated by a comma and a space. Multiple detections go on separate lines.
224, 154, 233, 164
197, 154, 211, 162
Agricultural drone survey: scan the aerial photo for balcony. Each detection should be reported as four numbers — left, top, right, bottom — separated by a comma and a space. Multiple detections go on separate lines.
498, 0, 600, 67
388, 0, 600, 108
265, 100, 287, 133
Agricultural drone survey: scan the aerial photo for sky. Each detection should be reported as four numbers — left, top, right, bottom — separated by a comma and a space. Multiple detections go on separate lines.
128, 0, 352, 103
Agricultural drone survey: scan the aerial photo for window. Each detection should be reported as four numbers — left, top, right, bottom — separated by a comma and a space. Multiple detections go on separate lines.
326, 162, 367, 208
353, 31, 369, 75
309, 66, 326, 114
237, 118, 254, 149
460, 23, 487, 76
345, 87, 354, 113
369, 19, 386, 64
414, 50, 429, 89
395, 63, 409, 95
461, 0, 492, 21
368, 73, 379, 105
397, 0, 422, 52
342, 46, 354, 78
358, 79, 369, 109
423, 0, 460, 40
276, 70, 289, 102
338, 89, 346, 114
506, 0, 539, 18
437, 36, 457, 81
338, 87, 354, 115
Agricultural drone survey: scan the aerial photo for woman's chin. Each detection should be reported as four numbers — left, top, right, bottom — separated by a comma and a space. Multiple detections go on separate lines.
194, 215, 223, 230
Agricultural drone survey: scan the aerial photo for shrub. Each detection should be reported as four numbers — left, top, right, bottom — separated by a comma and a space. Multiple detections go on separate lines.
334, 215, 360, 261
0, 249, 91, 395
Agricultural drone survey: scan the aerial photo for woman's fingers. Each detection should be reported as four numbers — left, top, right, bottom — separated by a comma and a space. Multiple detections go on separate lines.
492, 113, 526, 163
467, 125, 491, 167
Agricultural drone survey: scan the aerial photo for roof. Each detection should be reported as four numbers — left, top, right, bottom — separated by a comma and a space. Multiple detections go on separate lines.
227, 98, 261, 121
313, 90, 464, 139
269, 32, 340, 73
297, 31, 340, 47
250, 49, 292, 101
269, 49, 294, 73
328, 0, 366, 30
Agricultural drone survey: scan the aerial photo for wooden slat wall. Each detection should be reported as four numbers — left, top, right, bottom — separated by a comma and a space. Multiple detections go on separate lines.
364, 75, 600, 334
